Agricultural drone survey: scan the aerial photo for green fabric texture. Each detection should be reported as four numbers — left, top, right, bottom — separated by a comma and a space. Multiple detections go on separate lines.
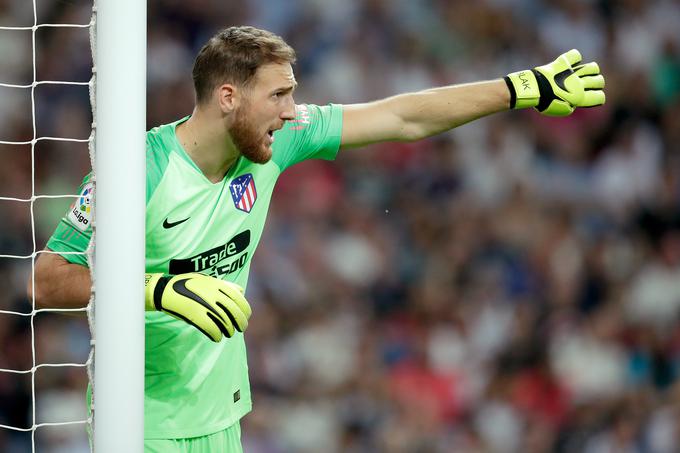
144, 423, 242, 453
46, 103, 343, 439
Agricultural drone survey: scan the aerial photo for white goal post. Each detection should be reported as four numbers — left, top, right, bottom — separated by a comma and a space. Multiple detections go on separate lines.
93, 0, 146, 451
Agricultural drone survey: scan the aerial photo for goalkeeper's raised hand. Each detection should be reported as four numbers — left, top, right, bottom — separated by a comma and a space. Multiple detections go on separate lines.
504, 49, 605, 117
145, 273, 252, 342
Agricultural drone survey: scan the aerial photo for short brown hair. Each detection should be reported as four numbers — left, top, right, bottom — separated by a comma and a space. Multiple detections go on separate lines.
192, 26, 296, 104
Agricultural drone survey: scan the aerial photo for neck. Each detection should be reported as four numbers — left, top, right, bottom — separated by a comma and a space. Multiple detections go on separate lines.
176, 107, 239, 183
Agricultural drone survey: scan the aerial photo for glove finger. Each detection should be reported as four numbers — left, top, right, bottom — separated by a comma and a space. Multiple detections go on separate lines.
219, 281, 253, 318
574, 61, 600, 77
207, 310, 235, 338
176, 310, 223, 342
221, 280, 246, 294
215, 297, 249, 333
559, 49, 582, 68
581, 74, 605, 90
581, 90, 606, 107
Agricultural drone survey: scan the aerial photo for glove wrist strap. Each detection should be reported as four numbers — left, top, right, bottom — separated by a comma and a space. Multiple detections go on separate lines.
503, 76, 516, 109
144, 273, 170, 311
505, 70, 540, 109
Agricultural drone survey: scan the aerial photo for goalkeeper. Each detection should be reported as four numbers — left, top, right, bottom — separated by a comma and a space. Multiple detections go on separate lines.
29, 26, 604, 452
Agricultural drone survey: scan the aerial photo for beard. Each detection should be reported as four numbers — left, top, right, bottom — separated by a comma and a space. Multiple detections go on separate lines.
229, 102, 273, 164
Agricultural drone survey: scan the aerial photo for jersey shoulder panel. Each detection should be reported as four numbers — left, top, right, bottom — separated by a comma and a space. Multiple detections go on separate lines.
146, 117, 191, 203
271, 103, 343, 172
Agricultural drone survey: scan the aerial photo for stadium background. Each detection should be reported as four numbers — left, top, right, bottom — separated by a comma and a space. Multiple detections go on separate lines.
1, 0, 679, 451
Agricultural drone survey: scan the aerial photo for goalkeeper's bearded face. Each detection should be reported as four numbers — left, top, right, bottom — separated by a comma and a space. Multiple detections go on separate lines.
229, 98, 272, 164
229, 62, 296, 164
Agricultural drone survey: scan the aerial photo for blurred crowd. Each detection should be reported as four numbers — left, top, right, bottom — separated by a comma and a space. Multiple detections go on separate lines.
1, 0, 679, 451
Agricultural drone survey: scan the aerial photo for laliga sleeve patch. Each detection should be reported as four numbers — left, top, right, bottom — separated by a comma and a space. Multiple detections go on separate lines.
67, 182, 93, 231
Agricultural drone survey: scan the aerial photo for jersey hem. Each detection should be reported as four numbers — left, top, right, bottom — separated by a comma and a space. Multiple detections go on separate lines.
143, 403, 252, 440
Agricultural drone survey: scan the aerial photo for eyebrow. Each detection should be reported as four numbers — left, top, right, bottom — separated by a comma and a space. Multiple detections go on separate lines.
273, 82, 297, 95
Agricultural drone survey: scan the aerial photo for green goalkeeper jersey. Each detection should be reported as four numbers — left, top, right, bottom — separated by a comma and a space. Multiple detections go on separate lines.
47, 103, 343, 439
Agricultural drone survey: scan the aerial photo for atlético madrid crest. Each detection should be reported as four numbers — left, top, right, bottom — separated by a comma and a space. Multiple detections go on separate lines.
229, 173, 257, 213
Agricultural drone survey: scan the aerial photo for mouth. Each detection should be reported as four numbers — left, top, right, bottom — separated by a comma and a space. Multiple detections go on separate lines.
266, 124, 283, 144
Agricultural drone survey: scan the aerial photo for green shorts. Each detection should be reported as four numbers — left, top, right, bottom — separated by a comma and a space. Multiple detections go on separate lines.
144, 423, 242, 453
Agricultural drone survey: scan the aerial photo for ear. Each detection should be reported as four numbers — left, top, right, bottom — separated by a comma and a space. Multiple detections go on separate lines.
216, 83, 238, 113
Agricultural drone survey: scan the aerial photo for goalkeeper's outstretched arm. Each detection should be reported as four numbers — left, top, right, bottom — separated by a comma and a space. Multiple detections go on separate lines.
340, 49, 605, 149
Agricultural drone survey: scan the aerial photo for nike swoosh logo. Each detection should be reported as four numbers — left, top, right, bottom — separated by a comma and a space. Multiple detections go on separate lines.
554, 68, 572, 92
163, 217, 189, 229
170, 277, 227, 336
172, 278, 217, 315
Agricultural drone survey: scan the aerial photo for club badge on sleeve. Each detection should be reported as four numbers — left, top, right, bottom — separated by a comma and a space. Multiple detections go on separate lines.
229, 174, 257, 213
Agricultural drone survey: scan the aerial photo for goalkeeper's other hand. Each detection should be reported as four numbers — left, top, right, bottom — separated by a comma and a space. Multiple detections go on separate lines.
145, 273, 252, 342
504, 49, 605, 116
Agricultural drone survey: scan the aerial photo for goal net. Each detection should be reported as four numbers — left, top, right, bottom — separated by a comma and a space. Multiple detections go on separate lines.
0, 1, 94, 451
0, 0, 145, 451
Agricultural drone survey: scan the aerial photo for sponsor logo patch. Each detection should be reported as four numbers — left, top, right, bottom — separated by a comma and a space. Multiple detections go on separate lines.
68, 182, 93, 231
229, 174, 257, 213
169, 230, 250, 276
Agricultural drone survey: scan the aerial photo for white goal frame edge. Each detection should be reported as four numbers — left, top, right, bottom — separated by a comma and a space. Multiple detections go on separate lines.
93, 0, 146, 451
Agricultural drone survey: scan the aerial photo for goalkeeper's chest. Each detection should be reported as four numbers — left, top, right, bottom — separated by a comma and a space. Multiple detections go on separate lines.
145, 159, 278, 275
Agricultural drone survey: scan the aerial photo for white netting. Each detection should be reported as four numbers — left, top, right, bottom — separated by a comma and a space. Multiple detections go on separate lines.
0, 0, 95, 451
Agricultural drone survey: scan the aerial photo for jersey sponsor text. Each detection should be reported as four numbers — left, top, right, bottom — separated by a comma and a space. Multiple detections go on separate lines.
168, 230, 250, 274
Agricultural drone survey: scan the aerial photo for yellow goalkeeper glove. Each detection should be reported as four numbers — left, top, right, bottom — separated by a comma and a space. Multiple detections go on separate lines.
504, 49, 605, 116
145, 273, 252, 342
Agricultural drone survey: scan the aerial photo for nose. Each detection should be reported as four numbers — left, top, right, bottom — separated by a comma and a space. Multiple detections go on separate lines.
280, 97, 296, 121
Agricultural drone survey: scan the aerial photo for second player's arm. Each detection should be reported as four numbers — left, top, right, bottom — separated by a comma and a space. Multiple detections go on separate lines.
28, 250, 91, 310
340, 79, 509, 148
